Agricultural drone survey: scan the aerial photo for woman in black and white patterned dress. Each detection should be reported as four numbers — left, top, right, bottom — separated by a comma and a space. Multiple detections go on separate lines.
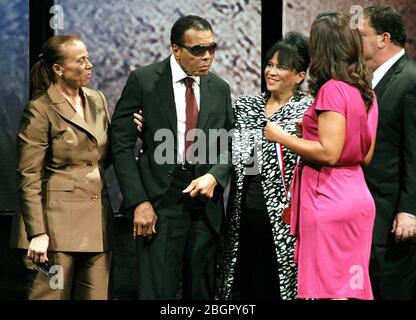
218, 32, 312, 300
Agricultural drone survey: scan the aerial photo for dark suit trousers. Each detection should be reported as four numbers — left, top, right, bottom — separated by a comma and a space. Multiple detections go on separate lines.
370, 242, 416, 300
135, 166, 219, 300
232, 174, 281, 300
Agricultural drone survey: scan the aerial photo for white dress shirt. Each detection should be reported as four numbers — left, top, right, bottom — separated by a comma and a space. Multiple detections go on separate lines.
170, 54, 201, 163
372, 48, 405, 88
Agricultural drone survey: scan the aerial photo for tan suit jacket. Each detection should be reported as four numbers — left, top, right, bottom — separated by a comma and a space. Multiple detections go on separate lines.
10, 85, 113, 252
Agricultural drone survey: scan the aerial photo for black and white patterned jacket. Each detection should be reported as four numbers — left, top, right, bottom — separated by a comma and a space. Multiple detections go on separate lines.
218, 91, 313, 300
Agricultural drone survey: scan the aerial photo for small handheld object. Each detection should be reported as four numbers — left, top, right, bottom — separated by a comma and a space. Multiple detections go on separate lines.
35, 262, 51, 277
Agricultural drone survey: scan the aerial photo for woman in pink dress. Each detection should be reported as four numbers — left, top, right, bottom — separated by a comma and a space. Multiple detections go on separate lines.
264, 12, 378, 299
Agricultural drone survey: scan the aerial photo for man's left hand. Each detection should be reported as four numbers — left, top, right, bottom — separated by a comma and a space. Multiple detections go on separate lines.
183, 173, 218, 199
133, 110, 144, 134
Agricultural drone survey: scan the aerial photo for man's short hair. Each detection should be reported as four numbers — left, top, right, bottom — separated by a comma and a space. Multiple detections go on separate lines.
364, 4, 407, 47
170, 15, 213, 46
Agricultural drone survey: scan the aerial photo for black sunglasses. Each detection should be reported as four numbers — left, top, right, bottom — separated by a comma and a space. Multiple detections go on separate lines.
178, 43, 217, 56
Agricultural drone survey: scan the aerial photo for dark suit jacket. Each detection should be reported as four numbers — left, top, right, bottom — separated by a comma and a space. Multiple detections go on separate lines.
111, 56, 233, 232
364, 55, 416, 245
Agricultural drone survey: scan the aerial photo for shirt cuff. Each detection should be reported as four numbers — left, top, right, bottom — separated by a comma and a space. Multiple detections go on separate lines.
401, 212, 416, 219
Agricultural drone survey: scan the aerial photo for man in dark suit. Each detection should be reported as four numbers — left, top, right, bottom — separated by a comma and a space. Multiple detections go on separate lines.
359, 4, 416, 299
111, 15, 233, 299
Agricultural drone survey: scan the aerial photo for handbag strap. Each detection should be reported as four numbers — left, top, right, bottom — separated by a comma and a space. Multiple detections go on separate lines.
274, 143, 297, 201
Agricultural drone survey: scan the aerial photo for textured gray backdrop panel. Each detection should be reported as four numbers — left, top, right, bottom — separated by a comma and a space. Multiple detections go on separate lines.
55, 0, 262, 211
0, 0, 29, 212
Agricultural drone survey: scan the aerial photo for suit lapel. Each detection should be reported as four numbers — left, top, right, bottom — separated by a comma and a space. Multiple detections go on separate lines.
83, 89, 97, 135
197, 75, 211, 130
374, 55, 407, 102
155, 59, 178, 138
47, 85, 97, 141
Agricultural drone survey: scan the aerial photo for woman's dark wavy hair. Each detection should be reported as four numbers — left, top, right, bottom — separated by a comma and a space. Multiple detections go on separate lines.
30, 35, 80, 99
308, 12, 373, 111
265, 31, 310, 74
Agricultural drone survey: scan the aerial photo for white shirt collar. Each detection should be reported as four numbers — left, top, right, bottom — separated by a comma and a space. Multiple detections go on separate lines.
170, 54, 200, 86
372, 49, 405, 88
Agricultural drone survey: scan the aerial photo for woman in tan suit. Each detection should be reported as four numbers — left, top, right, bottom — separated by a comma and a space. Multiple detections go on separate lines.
10, 35, 113, 299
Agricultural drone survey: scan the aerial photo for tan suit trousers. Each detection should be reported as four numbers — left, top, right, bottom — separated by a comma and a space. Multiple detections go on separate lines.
25, 251, 111, 300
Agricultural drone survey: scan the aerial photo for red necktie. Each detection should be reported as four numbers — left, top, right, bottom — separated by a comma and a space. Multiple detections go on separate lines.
184, 77, 199, 161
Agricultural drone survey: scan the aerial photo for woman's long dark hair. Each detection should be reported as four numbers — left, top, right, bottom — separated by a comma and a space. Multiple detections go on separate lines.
308, 12, 373, 111
30, 35, 80, 99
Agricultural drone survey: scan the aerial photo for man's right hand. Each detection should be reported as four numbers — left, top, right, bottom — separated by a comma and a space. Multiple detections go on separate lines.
133, 201, 157, 240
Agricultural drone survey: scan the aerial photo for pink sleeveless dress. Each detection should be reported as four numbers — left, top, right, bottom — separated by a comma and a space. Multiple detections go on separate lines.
290, 79, 378, 300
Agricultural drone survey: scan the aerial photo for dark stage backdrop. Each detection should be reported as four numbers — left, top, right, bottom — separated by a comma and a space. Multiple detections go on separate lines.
0, 0, 29, 213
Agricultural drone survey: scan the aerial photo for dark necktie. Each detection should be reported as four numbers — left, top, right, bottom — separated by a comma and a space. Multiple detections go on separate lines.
184, 77, 199, 161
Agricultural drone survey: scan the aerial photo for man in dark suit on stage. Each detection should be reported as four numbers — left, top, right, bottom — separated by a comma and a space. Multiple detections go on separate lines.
110, 15, 233, 299
359, 4, 416, 299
